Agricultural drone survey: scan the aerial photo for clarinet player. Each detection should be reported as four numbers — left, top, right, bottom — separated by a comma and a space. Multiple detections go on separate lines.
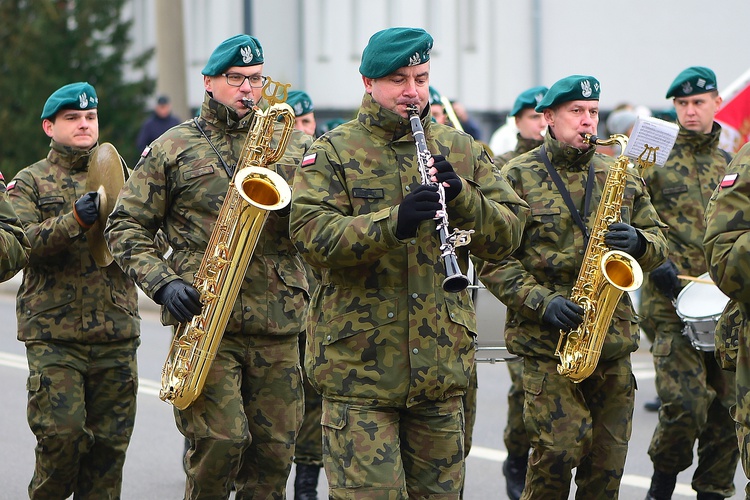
290, 27, 529, 498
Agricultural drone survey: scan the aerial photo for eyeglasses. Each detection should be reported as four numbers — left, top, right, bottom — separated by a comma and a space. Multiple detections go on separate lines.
221, 73, 267, 88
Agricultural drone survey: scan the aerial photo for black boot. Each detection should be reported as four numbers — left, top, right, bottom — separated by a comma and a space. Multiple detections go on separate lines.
294, 463, 321, 500
645, 470, 677, 500
644, 396, 661, 412
696, 493, 725, 500
502, 453, 527, 500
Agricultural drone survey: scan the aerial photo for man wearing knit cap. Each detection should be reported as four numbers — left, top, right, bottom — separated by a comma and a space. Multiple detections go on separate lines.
105, 34, 311, 499
290, 26, 528, 497
641, 65, 738, 500
8, 81, 140, 498
478, 74, 668, 499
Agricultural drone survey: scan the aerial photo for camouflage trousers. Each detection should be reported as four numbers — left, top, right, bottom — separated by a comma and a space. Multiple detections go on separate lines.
321, 396, 465, 499
521, 355, 635, 500
176, 333, 303, 500
648, 304, 738, 497
463, 363, 478, 456
295, 332, 323, 467
733, 327, 750, 500
503, 358, 529, 457
25, 338, 139, 500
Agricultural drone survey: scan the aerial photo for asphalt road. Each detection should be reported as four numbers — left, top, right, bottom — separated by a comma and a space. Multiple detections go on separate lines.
0, 277, 744, 499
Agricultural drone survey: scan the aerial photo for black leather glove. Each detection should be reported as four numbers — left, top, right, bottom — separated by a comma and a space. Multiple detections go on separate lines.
154, 280, 203, 323
73, 191, 100, 228
396, 184, 441, 240
543, 296, 585, 331
604, 222, 646, 258
431, 155, 462, 202
650, 259, 681, 300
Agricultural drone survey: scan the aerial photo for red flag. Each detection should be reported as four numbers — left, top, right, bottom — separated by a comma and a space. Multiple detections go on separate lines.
716, 68, 750, 152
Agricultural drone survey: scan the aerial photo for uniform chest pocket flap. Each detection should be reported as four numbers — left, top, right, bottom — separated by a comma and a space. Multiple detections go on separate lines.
322, 297, 399, 345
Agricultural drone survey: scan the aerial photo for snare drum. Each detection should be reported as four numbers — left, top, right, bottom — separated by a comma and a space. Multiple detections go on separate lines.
674, 272, 729, 352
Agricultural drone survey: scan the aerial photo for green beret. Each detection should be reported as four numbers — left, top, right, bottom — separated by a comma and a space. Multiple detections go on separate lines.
359, 27, 433, 79
666, 66, 717, 98
287, 90, 314, 117
535, 75, 600, 112
510, 86, 548, 116
201, 34, 264, 76
41, 82, 98, 120
429, 86, 442, 106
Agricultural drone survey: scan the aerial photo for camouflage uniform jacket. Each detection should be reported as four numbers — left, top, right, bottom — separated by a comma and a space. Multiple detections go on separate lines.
0, 177, 29, 282
480, 132, 668, 362
290, 93, 529, 408
704, 142, 750, 363
493, 133, 543, 167
104, 94, 311, 335
643, 122, 728, 279
9, 141, 139, 343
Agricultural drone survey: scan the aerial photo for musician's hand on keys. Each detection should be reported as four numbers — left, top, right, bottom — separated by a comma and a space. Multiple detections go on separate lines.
155, 280, 203, 323
543, 296, 584, 331
73, 191, 100, 228
604, 222, 646, 258
650, 259, 681, 300
430, 155, 462, 202
396, 184, 441, 239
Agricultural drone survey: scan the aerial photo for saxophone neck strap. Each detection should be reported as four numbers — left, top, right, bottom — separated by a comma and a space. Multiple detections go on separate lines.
538, 145, 594, 245
194, 117, 234, 178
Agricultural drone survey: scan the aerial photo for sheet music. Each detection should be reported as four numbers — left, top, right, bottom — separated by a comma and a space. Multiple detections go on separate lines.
623, 116, 679, 166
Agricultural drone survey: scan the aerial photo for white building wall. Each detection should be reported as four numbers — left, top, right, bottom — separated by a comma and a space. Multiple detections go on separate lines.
129, 0, 750, 117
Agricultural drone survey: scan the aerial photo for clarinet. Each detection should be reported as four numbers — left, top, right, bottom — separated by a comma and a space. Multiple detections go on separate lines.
407, 104, 473, 293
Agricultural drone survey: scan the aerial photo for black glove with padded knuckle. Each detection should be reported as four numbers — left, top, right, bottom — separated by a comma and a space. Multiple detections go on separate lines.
604, 222, 646, 258
396, 184, 441, 240
543, 295, 585, 331
649, 259, 681, 300
154, 280, 203, 323
74, 191, 100, 228
431, 154, 462, 203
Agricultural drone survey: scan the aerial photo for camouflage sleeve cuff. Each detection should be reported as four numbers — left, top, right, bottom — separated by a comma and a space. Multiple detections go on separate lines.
64, 210, 86, 239
381, 207, 402, 247
524, 285, 558, 322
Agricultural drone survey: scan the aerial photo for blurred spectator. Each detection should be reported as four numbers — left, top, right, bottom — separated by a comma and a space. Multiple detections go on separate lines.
136, 95, 181, 154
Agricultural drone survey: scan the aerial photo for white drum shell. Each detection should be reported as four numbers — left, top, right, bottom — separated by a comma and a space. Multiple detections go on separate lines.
674, 272, 729, 352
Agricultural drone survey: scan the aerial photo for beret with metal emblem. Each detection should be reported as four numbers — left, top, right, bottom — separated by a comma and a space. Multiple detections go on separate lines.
665, 66, 718, 98
41, 82, 98, 120
429, 86, 443, 106
535, 75, 600, 112
359, 27, 433, 79
510, 86, 549, 116
201, 34, 264, 76
287, 90, 314, 117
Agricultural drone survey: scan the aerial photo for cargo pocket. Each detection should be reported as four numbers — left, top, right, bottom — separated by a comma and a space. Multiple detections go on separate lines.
321, 400, 363, 489
26, 372, 55, 436
522, 369, 549, 447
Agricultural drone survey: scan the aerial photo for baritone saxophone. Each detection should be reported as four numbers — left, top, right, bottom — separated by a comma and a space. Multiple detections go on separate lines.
160, 78, 294, 409
555, 134, 658, 383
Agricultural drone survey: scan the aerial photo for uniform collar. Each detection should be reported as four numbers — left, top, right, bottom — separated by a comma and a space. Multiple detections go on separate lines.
357, 93, 428, 143
47, 139, 96, 172
199, 92, 255, 132
676, 121, 722, 154
542, 131, 596, 171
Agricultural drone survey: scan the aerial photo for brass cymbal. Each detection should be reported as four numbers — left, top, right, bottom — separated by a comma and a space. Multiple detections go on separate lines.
86, 143, 125, 267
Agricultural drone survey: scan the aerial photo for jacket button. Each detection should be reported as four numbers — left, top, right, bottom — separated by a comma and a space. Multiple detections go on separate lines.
411, 293, 418, 299
387, 312, 394, 318
412, 348, 419, 354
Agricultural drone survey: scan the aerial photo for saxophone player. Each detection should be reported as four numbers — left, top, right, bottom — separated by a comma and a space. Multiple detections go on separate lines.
105, 35, 311, 499
477, 75, 668, 499
290, 27, 529, 498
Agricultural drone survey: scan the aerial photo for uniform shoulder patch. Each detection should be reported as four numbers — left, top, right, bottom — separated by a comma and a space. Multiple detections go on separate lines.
141, 146, 152, 158
720, 172, 739, 189
301, 153, 317, 167
6, 180, 16, 191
